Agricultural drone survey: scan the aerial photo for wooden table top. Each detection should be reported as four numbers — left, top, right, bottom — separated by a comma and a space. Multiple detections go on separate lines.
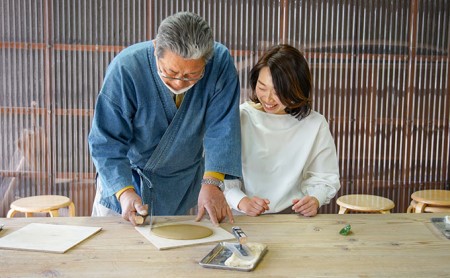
0, 213, 449, 277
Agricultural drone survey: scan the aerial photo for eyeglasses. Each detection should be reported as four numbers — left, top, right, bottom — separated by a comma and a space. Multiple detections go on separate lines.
157, 59, 205, 82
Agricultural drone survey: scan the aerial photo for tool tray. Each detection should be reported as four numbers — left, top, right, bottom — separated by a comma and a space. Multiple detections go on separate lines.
199, 242, 267, 271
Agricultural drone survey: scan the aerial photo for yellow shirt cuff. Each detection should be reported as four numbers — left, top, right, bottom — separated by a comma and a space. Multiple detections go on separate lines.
203, 171, 225, 181
115, 185, 135, 200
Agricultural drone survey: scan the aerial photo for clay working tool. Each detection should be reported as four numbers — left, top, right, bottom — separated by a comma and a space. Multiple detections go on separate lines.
230, 226, 252, 258
134, 202, 149, 226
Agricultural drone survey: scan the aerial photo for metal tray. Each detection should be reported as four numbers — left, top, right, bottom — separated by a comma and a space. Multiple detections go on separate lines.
199, 242, 267, 272
431, 217, 450, 239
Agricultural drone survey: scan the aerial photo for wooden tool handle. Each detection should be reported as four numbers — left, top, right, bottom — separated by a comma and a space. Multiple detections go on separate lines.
135, 214, 146, 225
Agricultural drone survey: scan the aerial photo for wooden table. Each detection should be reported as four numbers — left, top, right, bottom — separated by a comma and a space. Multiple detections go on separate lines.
0, 214, 449, 277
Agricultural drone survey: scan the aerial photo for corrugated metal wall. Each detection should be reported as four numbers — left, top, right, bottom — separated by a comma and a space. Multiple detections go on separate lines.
1, 0, 449, 216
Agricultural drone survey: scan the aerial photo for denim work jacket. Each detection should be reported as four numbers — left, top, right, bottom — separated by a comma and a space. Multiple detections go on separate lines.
88, 41, 242, 215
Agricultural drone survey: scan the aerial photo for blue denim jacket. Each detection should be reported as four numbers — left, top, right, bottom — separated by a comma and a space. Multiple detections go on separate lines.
88, 41, 242, 215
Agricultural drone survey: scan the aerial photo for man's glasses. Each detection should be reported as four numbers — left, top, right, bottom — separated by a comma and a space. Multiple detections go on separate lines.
157, 59, 205, 82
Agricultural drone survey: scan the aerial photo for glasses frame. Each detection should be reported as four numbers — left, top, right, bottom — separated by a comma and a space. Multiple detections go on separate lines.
157, 59, 205, 82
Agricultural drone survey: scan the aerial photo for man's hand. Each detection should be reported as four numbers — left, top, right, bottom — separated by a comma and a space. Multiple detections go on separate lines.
196, 184, 233, 226
292, 196, 319, 217
238, 196, 270, 216
118, 189, 148, 225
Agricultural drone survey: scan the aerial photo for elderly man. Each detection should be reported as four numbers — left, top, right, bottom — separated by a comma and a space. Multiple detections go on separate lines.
88, 12, 241, 226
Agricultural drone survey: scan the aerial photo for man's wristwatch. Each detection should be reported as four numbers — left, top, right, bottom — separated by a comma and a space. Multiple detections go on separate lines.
202, 178, 225, 191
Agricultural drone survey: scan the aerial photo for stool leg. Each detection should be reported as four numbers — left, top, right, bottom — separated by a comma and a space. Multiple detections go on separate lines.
49, 209, 60, 217
338, 207, 349, 214
407, 200, 417, 213
6, 209, 17, 218
25, 212, 33, 217
68, 202, 76, 217
415, 202, 426, 213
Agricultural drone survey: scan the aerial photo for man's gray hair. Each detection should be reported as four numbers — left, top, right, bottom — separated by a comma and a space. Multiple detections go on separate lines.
155, 12, 214, 62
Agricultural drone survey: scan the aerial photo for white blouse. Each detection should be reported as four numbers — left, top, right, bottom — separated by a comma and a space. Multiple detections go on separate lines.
224, 102, 340, 213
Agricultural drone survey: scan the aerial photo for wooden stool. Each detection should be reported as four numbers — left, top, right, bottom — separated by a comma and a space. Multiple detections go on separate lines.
7, 195, 76, 218
337, 194, 395, 214
407, 190, 450, 213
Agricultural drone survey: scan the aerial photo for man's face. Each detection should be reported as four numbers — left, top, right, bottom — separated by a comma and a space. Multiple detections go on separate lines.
156, 50, 205, 91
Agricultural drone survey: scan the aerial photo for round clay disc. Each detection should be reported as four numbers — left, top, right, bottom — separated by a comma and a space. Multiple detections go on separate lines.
151, 224, 213, 240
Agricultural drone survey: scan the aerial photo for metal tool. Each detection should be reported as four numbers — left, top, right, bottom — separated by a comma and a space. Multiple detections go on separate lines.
232, 226, 248, 248
134, 168, 154, 230
227, 226, 253, 259
148, 199, 154, 230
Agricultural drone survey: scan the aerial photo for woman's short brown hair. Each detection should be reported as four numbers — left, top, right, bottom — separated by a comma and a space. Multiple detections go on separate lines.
249, 44, 312, 119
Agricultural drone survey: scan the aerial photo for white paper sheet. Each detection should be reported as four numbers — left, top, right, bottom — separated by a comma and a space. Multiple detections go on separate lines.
0, 223, 102, 253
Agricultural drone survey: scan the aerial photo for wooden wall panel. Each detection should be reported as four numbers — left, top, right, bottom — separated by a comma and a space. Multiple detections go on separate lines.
1, 0, 449, 216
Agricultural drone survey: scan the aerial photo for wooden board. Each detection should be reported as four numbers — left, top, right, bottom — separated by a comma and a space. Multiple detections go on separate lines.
135, 220, 235, 250
0, 223, 102, 253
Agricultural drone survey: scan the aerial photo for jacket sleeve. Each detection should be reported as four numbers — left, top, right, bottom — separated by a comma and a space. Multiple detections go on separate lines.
223, 179, 247, 211
88, 63, 136, 197
203, 44, 242, 179
300, 121, 341, 207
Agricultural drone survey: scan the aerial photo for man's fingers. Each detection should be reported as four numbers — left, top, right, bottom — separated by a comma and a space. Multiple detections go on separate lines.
225, 206, 234, 224
206, 205, 219, 226
195, 206, 206, 222
136, 203, 148, 216
125, 210, 137, 226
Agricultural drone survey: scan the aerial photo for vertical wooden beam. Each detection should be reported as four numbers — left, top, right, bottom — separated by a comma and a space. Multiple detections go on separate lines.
147, 0, 153, 40
404, 0, 418, 197
445, 0, 450, 190
279, 0, 288, 43
43, 0, 54, 193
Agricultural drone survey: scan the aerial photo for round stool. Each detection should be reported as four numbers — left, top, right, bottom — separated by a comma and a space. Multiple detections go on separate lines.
337, 194, 395, 214
6, 195, 76, 218
407, 190, 450, 213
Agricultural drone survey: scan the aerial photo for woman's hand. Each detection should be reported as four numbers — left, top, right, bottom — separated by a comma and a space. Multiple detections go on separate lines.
238, 196, 270, 216
292, 196, 319, 216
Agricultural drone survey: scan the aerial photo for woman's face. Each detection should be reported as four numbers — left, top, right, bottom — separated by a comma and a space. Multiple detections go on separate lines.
255, 67, 287, 114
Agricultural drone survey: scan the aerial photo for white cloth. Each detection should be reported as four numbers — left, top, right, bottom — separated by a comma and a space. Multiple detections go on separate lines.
91, 177, 120, 217
224, 102, 340, 213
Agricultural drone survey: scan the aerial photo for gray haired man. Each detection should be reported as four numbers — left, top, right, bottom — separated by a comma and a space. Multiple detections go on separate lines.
89, 12, 242, 226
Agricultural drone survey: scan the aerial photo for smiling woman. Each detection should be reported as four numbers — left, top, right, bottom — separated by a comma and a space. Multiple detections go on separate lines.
224, 44, 340, 217
253, 67, 286, 115
249, 44, 312, 119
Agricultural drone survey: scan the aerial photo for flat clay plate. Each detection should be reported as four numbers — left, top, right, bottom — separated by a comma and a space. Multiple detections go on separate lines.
152, 224, 213, 240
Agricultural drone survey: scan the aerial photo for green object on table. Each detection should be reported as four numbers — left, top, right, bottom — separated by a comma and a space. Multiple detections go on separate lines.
339, 224, 351, 236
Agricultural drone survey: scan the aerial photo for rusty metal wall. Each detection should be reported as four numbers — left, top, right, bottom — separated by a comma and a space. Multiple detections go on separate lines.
1, 0, 449, 216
